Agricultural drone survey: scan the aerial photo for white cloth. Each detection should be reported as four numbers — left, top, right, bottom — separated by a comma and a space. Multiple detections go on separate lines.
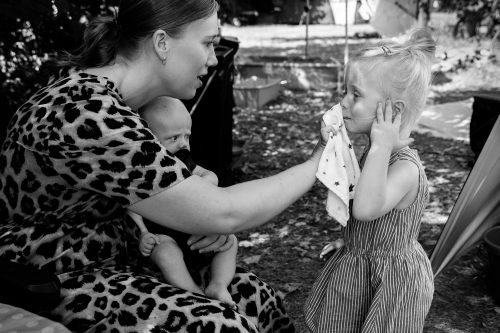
316, 104, 360, 226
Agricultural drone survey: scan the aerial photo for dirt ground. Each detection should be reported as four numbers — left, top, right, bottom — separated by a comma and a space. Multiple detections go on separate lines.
226, 15, 500, 333
231, 89, 499, 333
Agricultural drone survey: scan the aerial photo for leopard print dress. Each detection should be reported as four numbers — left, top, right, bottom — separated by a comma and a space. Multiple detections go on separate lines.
0, 72, 295, 332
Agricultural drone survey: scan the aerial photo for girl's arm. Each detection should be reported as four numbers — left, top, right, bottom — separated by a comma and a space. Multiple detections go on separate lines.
352, 101, 416, 221
353, 151, 418, 221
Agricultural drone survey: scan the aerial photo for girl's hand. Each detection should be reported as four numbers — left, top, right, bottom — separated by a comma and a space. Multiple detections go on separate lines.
370, 100, 413, 152
139, 232, 159, 256
187, 234, 234, 253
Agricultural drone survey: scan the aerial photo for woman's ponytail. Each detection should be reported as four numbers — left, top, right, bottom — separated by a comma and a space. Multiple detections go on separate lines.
57, 0, 218, 70
58, 14, 122, 69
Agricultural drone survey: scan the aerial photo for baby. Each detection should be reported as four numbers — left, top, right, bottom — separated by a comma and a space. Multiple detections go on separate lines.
128, 96, 237, 307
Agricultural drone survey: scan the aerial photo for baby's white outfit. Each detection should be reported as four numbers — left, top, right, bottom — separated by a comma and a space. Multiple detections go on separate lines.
316, 104, 360, 226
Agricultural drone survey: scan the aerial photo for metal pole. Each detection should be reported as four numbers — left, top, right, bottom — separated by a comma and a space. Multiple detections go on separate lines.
344, 0, 349, 65
305, 0, 310, 58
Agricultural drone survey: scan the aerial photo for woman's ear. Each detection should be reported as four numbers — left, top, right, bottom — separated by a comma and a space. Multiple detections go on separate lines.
152, 29, 170, 64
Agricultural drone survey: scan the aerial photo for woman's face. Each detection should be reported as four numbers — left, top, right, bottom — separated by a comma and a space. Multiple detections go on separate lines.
340, 62, 385, 134
164, 13, 219, 100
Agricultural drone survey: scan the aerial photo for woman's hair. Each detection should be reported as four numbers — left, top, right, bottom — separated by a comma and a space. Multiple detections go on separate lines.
351, 28, 436, 128
58, 0, 219, 68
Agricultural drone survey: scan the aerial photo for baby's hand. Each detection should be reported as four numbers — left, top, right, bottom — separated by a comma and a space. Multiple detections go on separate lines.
370, 100, 413, 152
139, 232, 159, 256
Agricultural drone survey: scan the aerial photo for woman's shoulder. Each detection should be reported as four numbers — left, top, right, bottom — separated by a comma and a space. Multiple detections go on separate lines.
17, 70, 130, 118
48, 70, 125, 105
9, 70, 143, 154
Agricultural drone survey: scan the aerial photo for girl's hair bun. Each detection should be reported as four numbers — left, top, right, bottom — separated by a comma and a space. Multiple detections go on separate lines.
406, 28, 436, 60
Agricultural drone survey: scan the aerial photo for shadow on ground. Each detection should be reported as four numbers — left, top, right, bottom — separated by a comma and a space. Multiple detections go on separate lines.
231, 89, 500, 333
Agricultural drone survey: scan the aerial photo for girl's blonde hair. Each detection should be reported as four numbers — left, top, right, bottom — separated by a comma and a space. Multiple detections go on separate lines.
351, 29, 436, 129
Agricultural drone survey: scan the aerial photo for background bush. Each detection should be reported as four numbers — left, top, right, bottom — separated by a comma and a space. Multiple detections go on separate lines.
0, 0, 118, 144
0, 0, 489, 144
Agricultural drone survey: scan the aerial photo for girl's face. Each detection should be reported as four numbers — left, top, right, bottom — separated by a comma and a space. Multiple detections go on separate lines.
163, 13, 219, 100
341, 62, 385, 134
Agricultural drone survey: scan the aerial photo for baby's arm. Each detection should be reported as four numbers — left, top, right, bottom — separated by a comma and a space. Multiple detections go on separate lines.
192, 165, 219, 186
128, 211, 159, 256
352, 101, 417, 221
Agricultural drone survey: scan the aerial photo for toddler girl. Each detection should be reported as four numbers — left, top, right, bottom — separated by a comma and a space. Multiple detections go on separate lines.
305, 29, 436, 332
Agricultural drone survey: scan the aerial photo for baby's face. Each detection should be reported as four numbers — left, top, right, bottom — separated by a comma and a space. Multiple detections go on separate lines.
146, 110, 192, 154
340, 62, 385, 135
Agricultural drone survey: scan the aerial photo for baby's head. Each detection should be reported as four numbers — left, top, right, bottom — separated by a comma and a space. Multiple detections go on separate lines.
140, 96, 192, 153
342, 29, 436, 137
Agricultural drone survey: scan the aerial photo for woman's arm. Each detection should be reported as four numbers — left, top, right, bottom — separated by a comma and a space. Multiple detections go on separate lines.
129, 141, 326, 234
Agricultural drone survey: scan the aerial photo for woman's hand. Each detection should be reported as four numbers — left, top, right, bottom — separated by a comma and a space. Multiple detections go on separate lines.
311, 119, 338, 161
320, 121, 337, 146
370, 100, 413, 152
187, 234, 235, 253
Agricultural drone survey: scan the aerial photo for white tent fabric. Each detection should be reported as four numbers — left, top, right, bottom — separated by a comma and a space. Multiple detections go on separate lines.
416, 98, 474, 142
430, 117, 500, 276
369, 0, 419, 37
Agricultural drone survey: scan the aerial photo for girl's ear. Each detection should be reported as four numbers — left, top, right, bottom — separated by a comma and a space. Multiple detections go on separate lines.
392, 100, 406, 120
393, 99, 412, 138
152, 29, 170, 63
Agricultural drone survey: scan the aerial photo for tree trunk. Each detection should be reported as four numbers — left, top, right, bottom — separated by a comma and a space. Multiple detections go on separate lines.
418, 0, 430, 28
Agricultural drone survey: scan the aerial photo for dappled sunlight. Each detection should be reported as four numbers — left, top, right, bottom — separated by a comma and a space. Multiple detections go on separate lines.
222, 24, 376, 49
238, 232, 270, 248
422, 211, 449, 225
224, 24, 376, 62
416, 98, 473, 142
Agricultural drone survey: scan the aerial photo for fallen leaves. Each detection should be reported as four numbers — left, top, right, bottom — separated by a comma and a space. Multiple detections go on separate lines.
238, 232, 270, 248
231, 87, 499, 332
242, 255, 262, 265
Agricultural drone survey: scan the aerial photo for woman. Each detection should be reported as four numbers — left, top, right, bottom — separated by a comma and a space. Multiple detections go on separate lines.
0, 0, 327, 332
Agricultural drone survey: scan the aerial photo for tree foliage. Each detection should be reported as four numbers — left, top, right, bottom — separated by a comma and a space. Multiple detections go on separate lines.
0, 0, 117, 143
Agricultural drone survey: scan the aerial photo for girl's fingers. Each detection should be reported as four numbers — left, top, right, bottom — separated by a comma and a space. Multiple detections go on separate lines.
398, 137, 414, 149
384, 99, 393, 122
393, 110, 402, 127
376, 102, 383, 123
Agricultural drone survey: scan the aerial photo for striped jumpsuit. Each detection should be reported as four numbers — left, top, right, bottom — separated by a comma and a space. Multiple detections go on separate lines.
305, 148, 434, 333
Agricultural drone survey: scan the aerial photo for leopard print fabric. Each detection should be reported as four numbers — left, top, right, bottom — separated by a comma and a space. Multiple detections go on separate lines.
0, 72, 295, 332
